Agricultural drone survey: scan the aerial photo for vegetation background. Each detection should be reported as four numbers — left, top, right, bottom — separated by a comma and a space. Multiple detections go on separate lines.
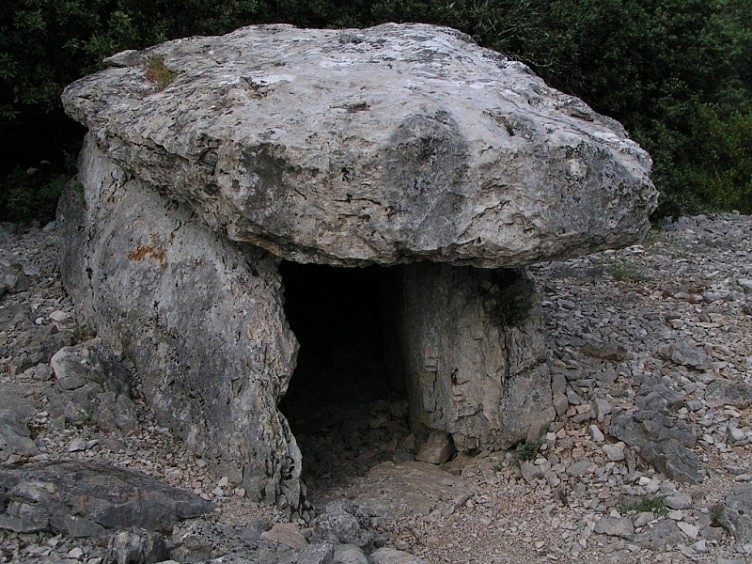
1, 0, 750, 222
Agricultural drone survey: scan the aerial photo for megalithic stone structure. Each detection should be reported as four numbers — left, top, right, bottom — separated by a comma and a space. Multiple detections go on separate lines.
58, 23, 657, 515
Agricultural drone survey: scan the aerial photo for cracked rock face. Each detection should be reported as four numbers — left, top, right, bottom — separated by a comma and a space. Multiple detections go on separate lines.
62, 23, 656, 267
58, 23, 655, 514
58, 139, 303, 512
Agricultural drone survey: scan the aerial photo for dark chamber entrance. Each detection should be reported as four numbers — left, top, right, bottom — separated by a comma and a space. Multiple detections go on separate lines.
279, 262, 413, 496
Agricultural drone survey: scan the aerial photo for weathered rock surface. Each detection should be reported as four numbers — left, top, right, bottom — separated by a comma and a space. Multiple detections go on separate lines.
0, 390, 39, 463
609, 407, 704, 483
324, 461, 474, 519
705, 378, 752, 408
0, 263, 29, 297
49, 339, 140, 434
713, 484, 752, 545
106, 529, 170, 564
415, 430, 455, 464
632, 519, 684, 550
62, 23, 656, 268
312, 501, 377, 549
57, 137, 304, 512
0, 461, 213, 537
260, 522, 309, 549
383, 265, 553, 452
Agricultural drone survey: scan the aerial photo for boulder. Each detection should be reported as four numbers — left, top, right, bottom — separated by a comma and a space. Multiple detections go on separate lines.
609, 408, 703, 483
260, 522, 309, 549
712, 484, 752, 545
415, 430, 455, 465
312, 501, 375, 549
704, 378, 752, 408
106, 529, 170, 564
62, 23, 656, 268
57, 23, 656, 514
49, 339, 140, 434
640, 439, 704, 484
0, 390, 39, 463
57, 139, 303, 511
0, 461, 213, 537
632, 520, 684, 550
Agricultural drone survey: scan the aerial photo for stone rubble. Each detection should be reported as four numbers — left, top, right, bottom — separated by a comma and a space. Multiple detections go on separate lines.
0, 212, 750, 562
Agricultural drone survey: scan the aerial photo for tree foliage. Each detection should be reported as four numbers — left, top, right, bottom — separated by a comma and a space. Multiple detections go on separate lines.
2, 0, 751, 221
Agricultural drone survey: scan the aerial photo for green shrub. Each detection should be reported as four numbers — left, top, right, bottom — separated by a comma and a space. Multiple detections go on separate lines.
1, 0, 751, 221
513, 438, 546, 463
675, 105, 752, 213
144, 54, 177, 91
0, 167, 68, 224
610, 261, 651, 283
617, 495, 669, 517
71, 324, 97, 344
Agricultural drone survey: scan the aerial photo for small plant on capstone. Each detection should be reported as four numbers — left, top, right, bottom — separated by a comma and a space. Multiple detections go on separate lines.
610, 261, 651, 283
144, 54, 177, 91
513, 438, 545, 463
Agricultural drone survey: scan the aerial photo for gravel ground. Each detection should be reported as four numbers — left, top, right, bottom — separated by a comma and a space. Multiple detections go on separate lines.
1, 212, 751, 563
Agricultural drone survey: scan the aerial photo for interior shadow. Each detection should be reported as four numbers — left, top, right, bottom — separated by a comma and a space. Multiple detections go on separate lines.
279, 262, 414, 496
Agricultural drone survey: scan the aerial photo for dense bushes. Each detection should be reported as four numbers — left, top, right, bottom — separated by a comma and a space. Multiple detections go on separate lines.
0, 0, 265, 222
2, 0, 750, 222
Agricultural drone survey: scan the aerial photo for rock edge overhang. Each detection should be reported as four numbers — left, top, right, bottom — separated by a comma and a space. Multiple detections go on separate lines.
62, 23, 658, 268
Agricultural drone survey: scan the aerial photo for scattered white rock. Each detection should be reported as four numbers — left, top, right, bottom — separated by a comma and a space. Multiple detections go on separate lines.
589, 425, 605, 443
67, 438, 89, 452
602, 442, 626, 462
2, 208, 752, 563
50, 310, 71, 322
677, 522, 699, 540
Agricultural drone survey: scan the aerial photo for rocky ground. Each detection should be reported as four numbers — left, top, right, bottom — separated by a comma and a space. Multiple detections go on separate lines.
1, 213, 752, 563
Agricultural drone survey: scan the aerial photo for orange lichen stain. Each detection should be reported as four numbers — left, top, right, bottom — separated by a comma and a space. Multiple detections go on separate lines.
128, 243, 168, 271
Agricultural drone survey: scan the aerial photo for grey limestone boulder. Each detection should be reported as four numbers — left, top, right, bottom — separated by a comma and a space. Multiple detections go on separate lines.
0, 391, 39, 463
62, 23, 656, 268
49, 339, 140, 435
0, 461, 213, 538
58, 138, 303, 511
712, 484, 752, 545
106, 529, 170, 564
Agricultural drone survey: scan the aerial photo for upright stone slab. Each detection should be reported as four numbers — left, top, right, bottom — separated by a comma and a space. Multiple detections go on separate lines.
383, 266, 551, 451
58, 137, 303, 512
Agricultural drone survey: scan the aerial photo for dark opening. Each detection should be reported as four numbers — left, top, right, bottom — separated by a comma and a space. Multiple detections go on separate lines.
279, 262, 413, 498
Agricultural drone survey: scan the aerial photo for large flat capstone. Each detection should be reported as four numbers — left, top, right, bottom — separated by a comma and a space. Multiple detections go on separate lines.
62, 23, 656, 267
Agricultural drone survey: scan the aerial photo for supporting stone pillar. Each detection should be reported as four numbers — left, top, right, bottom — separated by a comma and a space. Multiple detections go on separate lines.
382, 264, 553, 452
58, 135, 306, 515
